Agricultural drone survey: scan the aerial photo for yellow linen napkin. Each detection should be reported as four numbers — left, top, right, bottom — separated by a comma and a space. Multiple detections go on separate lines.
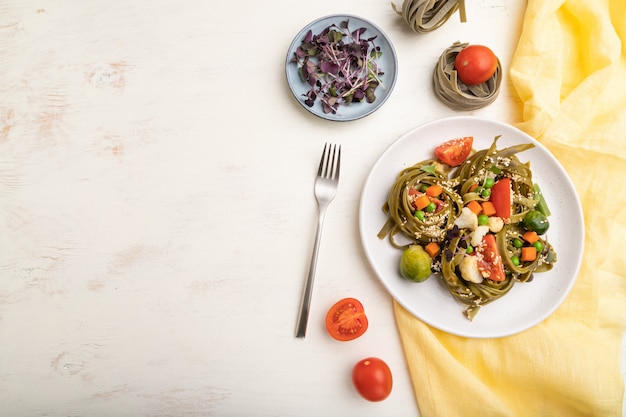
394, 0, 626, 416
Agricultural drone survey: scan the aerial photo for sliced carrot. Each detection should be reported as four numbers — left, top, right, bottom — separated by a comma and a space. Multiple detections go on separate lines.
414, 194, 431, 210
466, 200, 482, 215
481, 201, 497, 217
522, 231, 539, 244
425, 184, 443, 197
424, 242, 440, 258
521, 246, 537, 262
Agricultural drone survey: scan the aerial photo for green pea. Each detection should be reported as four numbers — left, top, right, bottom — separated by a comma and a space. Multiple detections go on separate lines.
533, 241, 544, 252
478, 214, 489, 226
466, 245, 474, 254
484, 178, 495, 189
481, 188, 491, 198
414, 210, 425, 221
425, 202, 437, 213
511, 256, 520, 266
420, 184, 428, 193
513, 238, 524, 248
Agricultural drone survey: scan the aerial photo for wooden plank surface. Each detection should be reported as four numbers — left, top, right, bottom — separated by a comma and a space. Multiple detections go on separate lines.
0, 0, 623, 416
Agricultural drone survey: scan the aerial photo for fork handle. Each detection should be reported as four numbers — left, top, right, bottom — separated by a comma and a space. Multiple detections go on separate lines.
295, 207, 327, 338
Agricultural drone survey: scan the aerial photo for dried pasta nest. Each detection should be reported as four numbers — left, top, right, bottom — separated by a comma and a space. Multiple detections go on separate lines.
392, 0, 461, 33
433, 41, 502, 111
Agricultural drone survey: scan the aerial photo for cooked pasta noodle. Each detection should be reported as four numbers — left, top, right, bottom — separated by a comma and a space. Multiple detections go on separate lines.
378, 136, 557, 320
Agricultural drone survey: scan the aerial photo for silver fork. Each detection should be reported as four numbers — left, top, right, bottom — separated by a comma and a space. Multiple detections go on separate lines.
295, 143, 341, 338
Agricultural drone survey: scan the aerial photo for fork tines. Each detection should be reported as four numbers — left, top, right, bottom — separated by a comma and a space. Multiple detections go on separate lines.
319, 143, 341, 180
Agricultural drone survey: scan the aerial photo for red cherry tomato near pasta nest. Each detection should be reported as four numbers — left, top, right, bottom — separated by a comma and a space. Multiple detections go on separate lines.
435, 136, 473, 167
454, 45, 498, 85
352, 357, 393, 402
325, 298, 368, 341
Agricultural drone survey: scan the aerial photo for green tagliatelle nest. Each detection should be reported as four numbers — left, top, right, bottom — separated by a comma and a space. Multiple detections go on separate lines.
392, 0, 466, 33
433, 41, 503, 111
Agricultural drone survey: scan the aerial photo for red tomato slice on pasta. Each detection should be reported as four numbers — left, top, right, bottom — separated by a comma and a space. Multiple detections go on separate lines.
477, 234, 506, 282
435, 137, 473, 167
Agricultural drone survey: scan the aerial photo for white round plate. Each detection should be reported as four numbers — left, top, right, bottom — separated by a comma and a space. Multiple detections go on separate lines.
359, 116, 584, 338
285, 14, 398, 122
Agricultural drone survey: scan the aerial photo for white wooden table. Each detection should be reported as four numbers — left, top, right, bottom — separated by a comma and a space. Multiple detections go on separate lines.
1, 0, 623, 415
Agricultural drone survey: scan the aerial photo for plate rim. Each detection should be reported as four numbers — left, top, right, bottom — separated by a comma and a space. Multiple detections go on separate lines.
284, 13, 398, 122
358, 115, 585, 338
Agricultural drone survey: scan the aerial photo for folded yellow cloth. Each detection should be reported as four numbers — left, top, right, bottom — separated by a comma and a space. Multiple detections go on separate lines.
395, 1, 626, 416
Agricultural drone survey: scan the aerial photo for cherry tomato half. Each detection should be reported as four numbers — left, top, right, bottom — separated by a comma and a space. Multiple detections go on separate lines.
325, 298, 368, 341
477, 234, 506, 282
435, 136, 473, 167
454, 45, 498, 85
352, 357, 393, 402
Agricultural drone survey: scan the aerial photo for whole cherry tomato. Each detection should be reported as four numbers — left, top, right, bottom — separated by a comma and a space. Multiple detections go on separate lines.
352, 357, 393, 402
454, 45, 498, 85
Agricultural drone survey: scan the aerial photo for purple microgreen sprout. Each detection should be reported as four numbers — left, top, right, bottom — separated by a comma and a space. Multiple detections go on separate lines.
291, 20, 386, 115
